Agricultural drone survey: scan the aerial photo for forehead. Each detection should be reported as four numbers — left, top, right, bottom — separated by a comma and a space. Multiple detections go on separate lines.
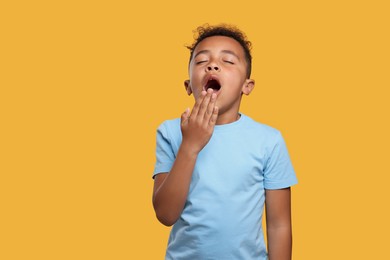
193, 36, 245, 58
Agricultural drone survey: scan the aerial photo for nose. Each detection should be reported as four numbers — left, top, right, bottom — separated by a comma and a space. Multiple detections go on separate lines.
206, 64, 220, 72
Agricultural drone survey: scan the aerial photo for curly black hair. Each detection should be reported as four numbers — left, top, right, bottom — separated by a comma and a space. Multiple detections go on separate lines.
187, 24, 252, 78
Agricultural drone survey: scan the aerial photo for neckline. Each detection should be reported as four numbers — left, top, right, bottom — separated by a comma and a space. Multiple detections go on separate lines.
214, 113, 246, 132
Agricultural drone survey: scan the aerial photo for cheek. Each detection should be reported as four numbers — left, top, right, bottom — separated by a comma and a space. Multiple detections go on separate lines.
195, 90, 206, 101
189, 76, 204, 95
190, 88, 202, 101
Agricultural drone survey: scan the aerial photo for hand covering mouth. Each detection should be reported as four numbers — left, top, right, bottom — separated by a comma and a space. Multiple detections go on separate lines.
204, 77, 221, 92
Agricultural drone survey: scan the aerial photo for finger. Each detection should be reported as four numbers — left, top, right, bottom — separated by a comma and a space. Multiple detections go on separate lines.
204, 92, 217, 122
198, 89, 213, 119
209, 106, 219, 126
190, 90, 207, 119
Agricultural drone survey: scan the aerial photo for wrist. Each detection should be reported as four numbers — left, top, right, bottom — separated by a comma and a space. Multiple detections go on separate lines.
179, 141, 201, 157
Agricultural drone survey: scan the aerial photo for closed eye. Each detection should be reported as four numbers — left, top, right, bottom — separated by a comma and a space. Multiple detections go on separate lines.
224, 60, 234, 64
196, 60, 207, 65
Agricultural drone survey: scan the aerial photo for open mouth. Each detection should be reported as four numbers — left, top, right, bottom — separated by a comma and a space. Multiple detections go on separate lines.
204, 78, 221, 92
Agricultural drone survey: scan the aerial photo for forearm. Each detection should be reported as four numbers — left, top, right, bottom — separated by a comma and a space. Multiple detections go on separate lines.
153, 143, 198, 226
153, 89, 218, 226
267, 225, 292, 260
265, 188, 293, 260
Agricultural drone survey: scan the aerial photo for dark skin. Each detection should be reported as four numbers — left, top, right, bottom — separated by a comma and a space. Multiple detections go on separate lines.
266, 188, 293, 260
153, 36, 293, 259
153, 89, 218, 226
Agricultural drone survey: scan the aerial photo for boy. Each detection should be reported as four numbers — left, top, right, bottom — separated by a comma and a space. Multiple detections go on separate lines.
152, 24, 297, 260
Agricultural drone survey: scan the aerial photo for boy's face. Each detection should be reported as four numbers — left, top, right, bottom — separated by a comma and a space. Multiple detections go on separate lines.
185, 36, 254, 116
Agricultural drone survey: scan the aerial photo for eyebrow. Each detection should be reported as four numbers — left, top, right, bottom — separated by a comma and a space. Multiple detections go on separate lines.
194, 50, 240, 60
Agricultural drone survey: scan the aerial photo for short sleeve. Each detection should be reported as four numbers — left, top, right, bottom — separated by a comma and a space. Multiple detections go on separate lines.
263, 131, 298, 189
153, 123, 175, 178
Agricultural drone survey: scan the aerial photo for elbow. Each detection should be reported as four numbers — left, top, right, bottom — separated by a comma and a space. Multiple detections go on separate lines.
153, 206, 179, 226
153, 202, 178, 226
155, 213, 176, 227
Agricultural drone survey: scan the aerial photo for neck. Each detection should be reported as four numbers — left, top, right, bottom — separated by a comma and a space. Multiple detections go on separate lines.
215, 111, 241, 125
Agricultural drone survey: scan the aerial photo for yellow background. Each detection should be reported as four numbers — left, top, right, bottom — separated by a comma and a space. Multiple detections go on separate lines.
1, 0, 389, 259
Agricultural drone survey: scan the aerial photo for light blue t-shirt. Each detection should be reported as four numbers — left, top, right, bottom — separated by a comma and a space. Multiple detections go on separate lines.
153, 114, 297, 260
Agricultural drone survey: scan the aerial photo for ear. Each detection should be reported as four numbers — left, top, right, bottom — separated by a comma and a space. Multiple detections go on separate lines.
184, 80, 192, 95
242, 79, 255, 95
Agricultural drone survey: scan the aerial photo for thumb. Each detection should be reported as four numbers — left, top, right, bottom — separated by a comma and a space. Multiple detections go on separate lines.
181, 108, 190, 124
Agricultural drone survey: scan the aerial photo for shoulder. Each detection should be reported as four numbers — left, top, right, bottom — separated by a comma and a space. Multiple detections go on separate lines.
157, 118, 180, 130
156, 118, 181, 138
241, 114, 282, 140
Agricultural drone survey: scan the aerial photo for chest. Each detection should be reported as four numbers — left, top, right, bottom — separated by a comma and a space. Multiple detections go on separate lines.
189, 132, 268, 196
